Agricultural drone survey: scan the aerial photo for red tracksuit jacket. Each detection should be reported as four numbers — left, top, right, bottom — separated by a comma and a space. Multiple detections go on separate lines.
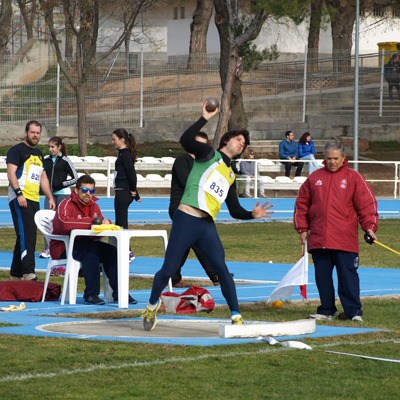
294, 159, 378, 253
50, 190, 109, 260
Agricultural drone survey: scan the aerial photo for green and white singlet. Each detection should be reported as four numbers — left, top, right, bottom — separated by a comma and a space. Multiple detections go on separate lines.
180, 151, 235, 220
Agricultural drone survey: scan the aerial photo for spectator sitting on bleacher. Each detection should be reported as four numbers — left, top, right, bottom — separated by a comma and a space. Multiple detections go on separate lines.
279, 131, 303, 177
298, 132, 321, 176
239, 148, 266, 198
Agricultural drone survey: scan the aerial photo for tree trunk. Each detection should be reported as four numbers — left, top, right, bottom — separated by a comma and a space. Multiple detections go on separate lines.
212, 45, 239, 148
75, 85, 88, 156
307, 0, 323, 72
326, 0, 357, 72
125, 38, 130, 75
62, 3, 73, 59
0, 0, 12, 61
187, 0, 213, 70
212, 0, 248, 148
65, 32, 73, 59
17, 0, 36, 40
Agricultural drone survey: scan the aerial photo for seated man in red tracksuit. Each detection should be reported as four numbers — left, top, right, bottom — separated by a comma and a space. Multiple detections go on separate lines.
50, 174, 136, 305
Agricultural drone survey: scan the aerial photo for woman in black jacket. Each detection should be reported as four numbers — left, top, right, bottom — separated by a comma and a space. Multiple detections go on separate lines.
112, 128, 141, 262
40, 136, 78, 260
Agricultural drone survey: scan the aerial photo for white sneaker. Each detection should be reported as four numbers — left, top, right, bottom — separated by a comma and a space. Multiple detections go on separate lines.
39, 249, 50, 259
308, 313, 337, 320
21, 273, 38, 281
352, 315, 363, 323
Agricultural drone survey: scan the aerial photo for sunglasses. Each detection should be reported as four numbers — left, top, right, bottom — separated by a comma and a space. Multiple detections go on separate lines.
80, 187, 95, 194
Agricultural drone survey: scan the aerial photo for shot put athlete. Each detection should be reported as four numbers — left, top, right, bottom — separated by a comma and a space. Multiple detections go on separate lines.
142, 100, 274, 331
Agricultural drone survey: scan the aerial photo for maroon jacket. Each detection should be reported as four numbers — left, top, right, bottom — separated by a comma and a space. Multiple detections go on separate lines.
294, 159, 378, 253
50, 190, 109, 260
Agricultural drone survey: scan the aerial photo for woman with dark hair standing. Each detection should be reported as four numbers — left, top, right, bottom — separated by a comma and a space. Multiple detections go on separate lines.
298, 132, 320, 175
112, 128, 141, 262
40, 136, 78, 260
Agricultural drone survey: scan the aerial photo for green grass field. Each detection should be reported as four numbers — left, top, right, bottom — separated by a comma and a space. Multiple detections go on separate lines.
0, 221, 400, 399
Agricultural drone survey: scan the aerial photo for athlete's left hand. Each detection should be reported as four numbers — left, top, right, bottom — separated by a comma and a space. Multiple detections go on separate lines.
252, 200, 274, 219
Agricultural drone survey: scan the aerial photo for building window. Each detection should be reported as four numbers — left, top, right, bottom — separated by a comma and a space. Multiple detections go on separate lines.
180, 7, 185, 19
173, 7, 178, 20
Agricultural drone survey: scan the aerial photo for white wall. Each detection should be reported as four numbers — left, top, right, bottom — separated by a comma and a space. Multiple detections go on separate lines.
165, 7, 400, 57
167, 18, 220, 56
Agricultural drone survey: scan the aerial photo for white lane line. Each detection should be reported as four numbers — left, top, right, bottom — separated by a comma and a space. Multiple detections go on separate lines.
0, 337, 397, 383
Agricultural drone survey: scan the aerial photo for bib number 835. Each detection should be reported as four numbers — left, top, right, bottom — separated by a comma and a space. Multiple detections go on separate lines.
209, 181, 224, 197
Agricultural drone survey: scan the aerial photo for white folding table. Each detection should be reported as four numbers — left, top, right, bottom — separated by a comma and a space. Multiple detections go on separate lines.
61, 228, 171, 308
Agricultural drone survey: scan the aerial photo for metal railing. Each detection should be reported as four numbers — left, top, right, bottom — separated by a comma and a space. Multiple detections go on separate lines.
1, 157, 397, 198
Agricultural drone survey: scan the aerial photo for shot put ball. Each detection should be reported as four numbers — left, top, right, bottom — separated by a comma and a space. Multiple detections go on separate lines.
205, 97, 219, 112
92, 217, 103, 225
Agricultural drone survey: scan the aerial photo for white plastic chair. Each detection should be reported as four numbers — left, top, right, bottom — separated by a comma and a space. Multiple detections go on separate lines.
34, 210, 108, 303
142, 157, 160, 164
146, 173, 164, 181
262, 176, 275, 183
293, 176, 307, 184
160, 157, 175, 164
275, 176, 293, 183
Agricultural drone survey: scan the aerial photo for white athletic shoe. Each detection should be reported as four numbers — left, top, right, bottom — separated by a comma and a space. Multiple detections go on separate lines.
39, 249, 50, 259
308, 313, 337, 320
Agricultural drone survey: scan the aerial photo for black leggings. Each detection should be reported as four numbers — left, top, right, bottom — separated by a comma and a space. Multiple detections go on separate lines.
114, 190, 133, 229
149, 210, 239, 313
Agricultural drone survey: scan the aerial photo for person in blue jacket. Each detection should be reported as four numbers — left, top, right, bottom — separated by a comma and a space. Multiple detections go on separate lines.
279, 131, 303, 177
298, 132, 320, 175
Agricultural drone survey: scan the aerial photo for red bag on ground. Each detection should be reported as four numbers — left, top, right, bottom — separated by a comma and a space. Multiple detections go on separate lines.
161, 285, 215, 313
0, 281, 61, 302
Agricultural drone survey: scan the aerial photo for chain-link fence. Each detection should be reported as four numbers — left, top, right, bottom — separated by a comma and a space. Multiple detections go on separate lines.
0, 49, 396, 128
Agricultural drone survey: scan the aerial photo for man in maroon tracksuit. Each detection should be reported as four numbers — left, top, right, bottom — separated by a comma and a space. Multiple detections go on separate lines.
294, 140, 378, 322
51, 174, 135, 305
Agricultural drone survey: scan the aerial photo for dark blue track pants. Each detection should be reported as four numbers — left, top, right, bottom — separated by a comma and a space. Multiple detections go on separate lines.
311, 249, 362, 318
9, 198, 39, 277
65, 240, 119, 299
149, 210, 239, 313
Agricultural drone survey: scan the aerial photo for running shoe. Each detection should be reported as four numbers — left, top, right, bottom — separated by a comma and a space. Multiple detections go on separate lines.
231, 315, 244, 325
142, 298, 162, 331
21, 273, 38, 281
114, 295, 138, 304
308, 313, 337, 320
39, 248, 50, 259
338, 312, 363, 322
129, 251, 135, 262
84, 294, 105, 305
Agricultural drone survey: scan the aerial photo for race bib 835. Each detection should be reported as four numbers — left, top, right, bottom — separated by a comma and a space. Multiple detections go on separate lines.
203, 169, 230, 204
